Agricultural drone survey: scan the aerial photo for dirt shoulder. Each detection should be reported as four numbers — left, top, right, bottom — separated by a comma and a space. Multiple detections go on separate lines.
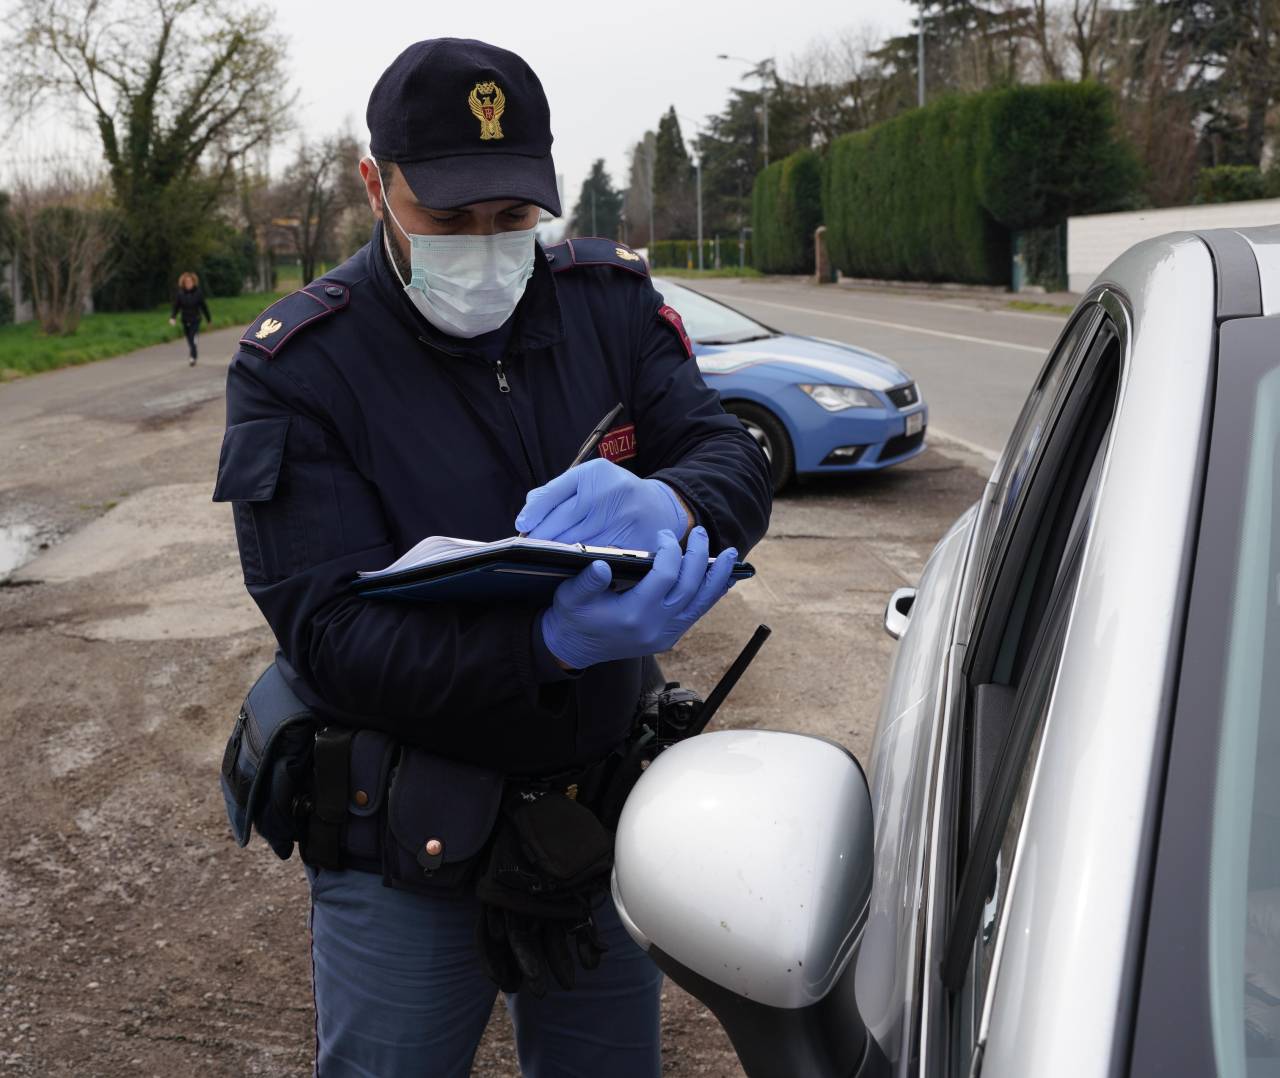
0, 330, 985, 1076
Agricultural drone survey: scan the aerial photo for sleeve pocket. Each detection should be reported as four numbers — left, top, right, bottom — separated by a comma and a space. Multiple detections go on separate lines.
212, 417, 291, 503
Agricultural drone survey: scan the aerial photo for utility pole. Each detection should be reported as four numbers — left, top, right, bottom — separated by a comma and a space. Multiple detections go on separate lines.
717, 54, 773, 169
762, 75, 770, 167
677, 112, 707, 272
591, 186, 597, 236
695, 154, 704, 270
917, 3, 926, 108
647, 143, 656, 267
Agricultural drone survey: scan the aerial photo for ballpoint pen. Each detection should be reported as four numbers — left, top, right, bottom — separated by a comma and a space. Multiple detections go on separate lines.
566, 402, 625, 471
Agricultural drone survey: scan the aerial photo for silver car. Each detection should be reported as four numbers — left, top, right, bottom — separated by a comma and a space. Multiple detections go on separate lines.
613, 226, 1280, 1077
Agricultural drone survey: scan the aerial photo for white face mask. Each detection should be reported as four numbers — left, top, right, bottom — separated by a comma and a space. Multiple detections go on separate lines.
380, 184, 537, 339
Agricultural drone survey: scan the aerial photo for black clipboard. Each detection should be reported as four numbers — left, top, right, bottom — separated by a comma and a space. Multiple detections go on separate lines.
354, 544, 755, 604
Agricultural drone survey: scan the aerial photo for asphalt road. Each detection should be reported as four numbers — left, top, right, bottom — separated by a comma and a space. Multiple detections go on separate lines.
676, 277, 1072, 459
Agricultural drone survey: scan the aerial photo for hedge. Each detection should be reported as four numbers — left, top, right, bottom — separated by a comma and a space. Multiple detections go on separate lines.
1194, 165, 1278, 204
751, 150, 824, 274
977, 82, 1140, 231
822, 82, 1139, 285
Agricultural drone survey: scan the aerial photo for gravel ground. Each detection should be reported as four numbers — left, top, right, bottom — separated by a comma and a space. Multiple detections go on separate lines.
0, 328, 986, 1076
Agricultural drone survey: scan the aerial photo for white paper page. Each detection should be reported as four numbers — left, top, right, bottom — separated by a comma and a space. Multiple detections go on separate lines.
357, 535, 654, 580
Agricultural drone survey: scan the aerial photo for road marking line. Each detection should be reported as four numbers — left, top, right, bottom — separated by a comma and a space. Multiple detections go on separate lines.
698, 292, 1048, 355
924, 298, 1069, 322
929, 427, 1001, 464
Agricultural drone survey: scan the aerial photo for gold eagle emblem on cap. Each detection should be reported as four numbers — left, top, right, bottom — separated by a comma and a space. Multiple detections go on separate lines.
468, 81, 506, 140
255, 317, 284, 340
615, 247, 641, 262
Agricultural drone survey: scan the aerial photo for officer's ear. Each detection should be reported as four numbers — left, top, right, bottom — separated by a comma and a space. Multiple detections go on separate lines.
359, 156, 389, 220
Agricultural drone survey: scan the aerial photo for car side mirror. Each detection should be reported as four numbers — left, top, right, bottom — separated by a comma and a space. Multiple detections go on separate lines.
612, 730, 888, 1078
883, 586, 917, 640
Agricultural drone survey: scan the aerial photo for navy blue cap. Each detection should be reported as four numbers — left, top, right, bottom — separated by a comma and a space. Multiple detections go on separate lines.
367, 38, 560, 216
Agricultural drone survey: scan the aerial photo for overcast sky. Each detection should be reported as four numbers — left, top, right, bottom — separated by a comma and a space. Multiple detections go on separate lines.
4, 0, 917, 222
276, 0, 916, 214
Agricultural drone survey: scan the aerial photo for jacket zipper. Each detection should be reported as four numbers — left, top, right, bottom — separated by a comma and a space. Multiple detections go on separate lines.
493, 353, 542, 483
417, 334, 538, 483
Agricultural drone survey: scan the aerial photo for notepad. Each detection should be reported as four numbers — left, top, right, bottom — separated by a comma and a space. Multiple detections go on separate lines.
357, 534, 653, 581
353, 534, 755, 604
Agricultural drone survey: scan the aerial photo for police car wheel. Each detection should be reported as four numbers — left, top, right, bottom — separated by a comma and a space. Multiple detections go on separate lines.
726, 402, 793, 494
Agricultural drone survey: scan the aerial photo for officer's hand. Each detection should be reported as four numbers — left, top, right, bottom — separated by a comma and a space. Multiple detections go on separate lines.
516, 458, 691, 550
168, 317, 175, 326
539, 527, 737, 670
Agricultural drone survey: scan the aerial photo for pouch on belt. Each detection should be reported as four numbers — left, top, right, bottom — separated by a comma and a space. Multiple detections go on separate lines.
382, 749, 504, 894
221, 663, 505, 889
220, 660, 316, 859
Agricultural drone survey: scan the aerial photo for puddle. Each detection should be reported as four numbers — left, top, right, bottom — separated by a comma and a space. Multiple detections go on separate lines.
0, 522, 39, 579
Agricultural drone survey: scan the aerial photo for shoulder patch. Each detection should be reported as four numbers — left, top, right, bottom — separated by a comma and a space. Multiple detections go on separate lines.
544, 237, 649, 277
239, 281, 350, 358
657, 304, 695, 360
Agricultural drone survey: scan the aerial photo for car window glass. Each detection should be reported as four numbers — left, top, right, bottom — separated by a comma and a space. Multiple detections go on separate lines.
980, 421, 1110, 976
975, 306, 1103, 595
652, 279, 774, 344
988, 327, 1113, 685
979, 323, 1119, 687
1206, 365, 1280, 1074
944, 327, 1122, 1038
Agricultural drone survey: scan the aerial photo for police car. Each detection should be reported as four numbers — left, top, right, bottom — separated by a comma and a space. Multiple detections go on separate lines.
654, 277, 927, 492
619, 227, 1280, 1076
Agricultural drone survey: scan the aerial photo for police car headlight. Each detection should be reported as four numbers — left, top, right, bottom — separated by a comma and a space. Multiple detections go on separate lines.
799, 384, 880, 411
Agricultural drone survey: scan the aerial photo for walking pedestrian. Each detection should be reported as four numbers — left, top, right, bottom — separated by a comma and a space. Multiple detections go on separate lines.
169, 271, 211, 366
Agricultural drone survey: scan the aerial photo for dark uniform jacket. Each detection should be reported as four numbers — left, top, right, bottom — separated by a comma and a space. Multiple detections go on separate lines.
213, 225, 771, 776
171, 286, 211, 326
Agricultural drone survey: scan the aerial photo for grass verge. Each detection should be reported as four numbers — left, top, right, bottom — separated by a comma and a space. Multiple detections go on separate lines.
654, 266, 764, 279
0, 291, 284, 378
1005, 298, 1075, 315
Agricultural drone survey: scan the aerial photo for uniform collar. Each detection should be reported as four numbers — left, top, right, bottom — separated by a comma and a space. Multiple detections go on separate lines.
366, 220, 565, 357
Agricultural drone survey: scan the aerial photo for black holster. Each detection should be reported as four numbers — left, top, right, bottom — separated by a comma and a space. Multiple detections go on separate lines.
299, 726, 352, 870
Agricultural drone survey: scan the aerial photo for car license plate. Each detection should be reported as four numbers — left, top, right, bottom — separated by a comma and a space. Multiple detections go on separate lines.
905, 411, 924, 437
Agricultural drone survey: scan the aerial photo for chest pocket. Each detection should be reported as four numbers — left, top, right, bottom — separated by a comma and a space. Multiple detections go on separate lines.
213, 417, 291, 584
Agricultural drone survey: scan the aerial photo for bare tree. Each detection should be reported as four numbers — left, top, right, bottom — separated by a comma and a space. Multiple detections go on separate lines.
786, 25, 905, 138
3, 0, 294, 308
9, 168, 116, 334
1098, 6, 1200, 205
1026, 0, 1114, 81
270, 134, 365, 284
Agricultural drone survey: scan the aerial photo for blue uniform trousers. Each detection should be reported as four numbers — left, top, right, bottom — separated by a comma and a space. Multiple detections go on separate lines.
308, 867, 663, 1077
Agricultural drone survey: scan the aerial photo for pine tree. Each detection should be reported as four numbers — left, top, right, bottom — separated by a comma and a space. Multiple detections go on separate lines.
652, 108, 695, 239
568, 159, 623, 239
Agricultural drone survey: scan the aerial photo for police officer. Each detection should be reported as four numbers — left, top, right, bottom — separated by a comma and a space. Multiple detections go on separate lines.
213, 37, 770, 1078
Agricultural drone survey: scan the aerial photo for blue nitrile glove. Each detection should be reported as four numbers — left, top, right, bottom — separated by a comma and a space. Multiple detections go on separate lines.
516, 458, 689, 550
540, 527, 737, 670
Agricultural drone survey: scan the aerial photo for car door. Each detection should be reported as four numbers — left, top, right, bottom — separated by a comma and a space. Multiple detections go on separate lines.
859, 299, 1113, 1073
916, 297, 1128, 1076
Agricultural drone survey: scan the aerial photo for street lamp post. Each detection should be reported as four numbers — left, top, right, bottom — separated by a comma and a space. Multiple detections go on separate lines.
762, 83, 770, 168
647, 145, 656, 267
716, 53, 774, 168
678, 112, 707, 272
917, 3, 926, 108
695, 153, 703, 270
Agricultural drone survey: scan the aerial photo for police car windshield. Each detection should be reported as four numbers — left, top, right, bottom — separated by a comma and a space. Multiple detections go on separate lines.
653, 279, 777, 346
